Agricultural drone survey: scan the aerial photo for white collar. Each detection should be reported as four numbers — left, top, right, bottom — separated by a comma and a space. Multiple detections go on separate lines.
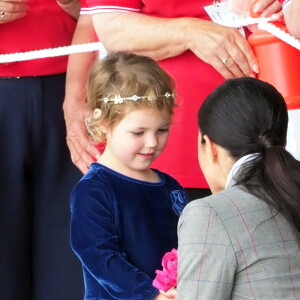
225, 153, 259, 188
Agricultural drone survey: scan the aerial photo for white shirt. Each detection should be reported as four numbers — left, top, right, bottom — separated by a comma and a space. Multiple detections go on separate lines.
225, 153, 259, 188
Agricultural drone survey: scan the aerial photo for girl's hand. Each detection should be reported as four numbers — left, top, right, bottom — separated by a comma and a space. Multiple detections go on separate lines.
0, 0, 27, 24
160, 288, 177, 299
186, 19, 259, 79
153, 288, 177, 300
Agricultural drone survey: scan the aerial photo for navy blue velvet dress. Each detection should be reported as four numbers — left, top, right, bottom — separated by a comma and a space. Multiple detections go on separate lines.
70, 163, 188, 300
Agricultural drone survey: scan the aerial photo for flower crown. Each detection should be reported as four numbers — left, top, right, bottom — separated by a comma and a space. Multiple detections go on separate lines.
101, 91, 175, 104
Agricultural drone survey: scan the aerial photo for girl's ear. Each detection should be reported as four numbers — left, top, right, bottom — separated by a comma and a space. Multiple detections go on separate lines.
93, 108, 108, 133
93, 108, 102, 119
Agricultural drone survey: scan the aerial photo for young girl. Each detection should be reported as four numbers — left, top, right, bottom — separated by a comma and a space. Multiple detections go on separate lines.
70, 52, 188, 300
176, 77, 300, 299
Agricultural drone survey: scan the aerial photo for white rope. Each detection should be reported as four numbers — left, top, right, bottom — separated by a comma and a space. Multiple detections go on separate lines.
0, 42, 106, 63
258, 22, 300, 51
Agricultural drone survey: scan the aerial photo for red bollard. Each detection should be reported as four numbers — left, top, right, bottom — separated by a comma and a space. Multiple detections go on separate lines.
248, 22, 300, 110
248, 22, 300, 160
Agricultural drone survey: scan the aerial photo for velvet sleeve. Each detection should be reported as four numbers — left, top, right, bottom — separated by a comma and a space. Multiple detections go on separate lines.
70, 179, 159, 300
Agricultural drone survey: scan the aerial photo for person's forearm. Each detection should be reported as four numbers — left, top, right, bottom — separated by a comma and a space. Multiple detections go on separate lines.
63, 15, 100, 174
284, 1, 300, 38
92, 12, 200, 61
64, 14, 96, 110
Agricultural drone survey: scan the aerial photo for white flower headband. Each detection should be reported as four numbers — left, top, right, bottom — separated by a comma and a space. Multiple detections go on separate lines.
101, 91, 175, 104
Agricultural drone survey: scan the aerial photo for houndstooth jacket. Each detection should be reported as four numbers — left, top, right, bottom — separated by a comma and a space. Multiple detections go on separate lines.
176, 180, 300, 299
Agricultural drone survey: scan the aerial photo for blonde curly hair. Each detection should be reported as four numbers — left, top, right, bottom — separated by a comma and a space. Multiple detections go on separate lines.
86, 52, 176, 143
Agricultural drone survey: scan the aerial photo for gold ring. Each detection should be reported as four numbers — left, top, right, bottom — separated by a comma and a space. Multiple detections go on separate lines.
221, 56, 231, 65
0, 11, 5, 20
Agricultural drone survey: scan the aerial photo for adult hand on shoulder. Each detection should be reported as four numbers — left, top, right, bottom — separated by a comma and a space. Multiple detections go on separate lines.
63, 100, 101, 174
186, 19, 259, 79
0, 0, 27, 24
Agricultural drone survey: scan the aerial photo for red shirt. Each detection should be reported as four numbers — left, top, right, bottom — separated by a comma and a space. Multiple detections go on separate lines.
0, 0, 77, 77
80, 0, 225, 188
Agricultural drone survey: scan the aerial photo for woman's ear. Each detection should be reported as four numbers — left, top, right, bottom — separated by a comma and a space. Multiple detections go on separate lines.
202, 134, 218, 163
198, 132, 232, 193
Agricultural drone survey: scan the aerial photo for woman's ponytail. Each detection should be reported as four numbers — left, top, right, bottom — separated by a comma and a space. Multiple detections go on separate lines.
198, 77, 300, 235
243, 143, 300, 234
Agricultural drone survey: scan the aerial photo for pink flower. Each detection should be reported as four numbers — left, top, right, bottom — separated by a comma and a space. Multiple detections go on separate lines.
162, 248, 178, 273
153, 249, 178, 292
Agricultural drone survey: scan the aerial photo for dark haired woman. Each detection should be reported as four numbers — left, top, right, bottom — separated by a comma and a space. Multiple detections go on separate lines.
176, 77, 300, 299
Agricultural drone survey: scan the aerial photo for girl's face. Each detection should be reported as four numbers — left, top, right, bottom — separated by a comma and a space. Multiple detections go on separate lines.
101, 107, 171, 179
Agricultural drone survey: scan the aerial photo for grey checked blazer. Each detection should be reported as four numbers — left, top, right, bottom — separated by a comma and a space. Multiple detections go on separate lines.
176, 180, 300, 299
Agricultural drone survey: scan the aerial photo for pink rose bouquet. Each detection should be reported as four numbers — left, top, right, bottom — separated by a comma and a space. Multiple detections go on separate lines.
153, 248, 178, 292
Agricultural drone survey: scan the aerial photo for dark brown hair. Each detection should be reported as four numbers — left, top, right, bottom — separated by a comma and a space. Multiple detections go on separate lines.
198, 77, 300, 235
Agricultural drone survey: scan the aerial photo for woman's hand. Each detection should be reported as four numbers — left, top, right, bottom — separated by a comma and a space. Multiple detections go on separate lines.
250, 0, 282, 17
186, 19, 259, 79
63, 100, 100, 174
92, 12, 258, 79
0, 0, 27, 24
283, 0, 300, 38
